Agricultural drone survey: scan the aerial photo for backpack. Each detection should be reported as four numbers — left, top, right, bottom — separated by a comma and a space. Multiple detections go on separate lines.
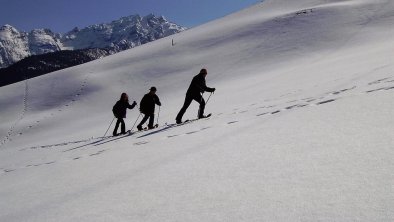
112, 101, 121, 117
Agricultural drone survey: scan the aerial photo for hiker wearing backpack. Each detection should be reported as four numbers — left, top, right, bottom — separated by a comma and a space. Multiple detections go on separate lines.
112, 93, 137, 136
137, 87, 162, 130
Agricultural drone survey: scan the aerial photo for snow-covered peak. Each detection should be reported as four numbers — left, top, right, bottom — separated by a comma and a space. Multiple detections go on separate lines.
29, 28, 56, 36
0, 24, 19, 32
0, 24, 21, 40
0, 14, 186, 68
61, 14, 186, 50
28, 29, 62, 55
0, 24, 29, 68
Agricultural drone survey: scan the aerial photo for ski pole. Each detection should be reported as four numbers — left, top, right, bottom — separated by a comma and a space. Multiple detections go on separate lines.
198, 92, 213, 118
156, 105, 161, 126
103, 117, 115, 137
131, 113, 142, 132
205, 92, 213, 106
130, 104, 141, 130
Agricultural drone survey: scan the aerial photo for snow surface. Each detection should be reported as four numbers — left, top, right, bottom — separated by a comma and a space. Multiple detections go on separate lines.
1, 0, 394, 221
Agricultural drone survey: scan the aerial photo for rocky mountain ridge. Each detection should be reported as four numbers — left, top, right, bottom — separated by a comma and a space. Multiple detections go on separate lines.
0, 14, 186, 68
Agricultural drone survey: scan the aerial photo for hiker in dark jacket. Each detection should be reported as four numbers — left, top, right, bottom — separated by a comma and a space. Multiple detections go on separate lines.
112, 93, 137, 136
137, 87, 162, 130
176, 68, 215, 124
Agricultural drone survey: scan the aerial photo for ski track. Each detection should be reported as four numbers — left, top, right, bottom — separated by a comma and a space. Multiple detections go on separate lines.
2, 74, 394, 175
0, 78, 29, 147
0, 71, 94, 148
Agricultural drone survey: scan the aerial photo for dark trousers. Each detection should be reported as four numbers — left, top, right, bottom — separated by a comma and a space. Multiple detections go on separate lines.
138, 113, 154, 128
113, 118, 125, 134
176, 94, 205, 121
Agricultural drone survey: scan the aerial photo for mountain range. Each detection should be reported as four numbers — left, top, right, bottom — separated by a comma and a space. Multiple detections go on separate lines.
0, 14, 186, 69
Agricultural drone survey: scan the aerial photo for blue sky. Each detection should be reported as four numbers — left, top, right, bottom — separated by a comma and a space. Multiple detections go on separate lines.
0, 0, 260, 33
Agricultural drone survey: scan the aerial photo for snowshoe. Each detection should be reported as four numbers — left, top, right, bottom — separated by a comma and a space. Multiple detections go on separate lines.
199, 113, 212, 119
148, 124, 159, 130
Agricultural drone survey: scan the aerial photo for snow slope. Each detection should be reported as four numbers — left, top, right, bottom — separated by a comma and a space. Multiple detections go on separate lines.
1, 0, 394, 221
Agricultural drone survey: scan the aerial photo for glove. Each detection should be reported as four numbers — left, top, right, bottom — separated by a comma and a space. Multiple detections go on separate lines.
132, 101, 137, 106
212, 88, 216, 92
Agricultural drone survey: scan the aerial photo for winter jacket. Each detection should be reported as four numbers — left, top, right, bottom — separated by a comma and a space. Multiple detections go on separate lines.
186, 73, 215, 96
113, 100, 136, 118
140, 93, 161, 114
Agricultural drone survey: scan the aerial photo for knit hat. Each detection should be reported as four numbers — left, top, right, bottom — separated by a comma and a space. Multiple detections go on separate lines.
150, 86, 157, 91
199, 68, 207, 74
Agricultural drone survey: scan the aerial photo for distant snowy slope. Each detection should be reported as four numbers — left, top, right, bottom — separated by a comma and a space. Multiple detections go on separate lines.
0, 0, 393, 221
